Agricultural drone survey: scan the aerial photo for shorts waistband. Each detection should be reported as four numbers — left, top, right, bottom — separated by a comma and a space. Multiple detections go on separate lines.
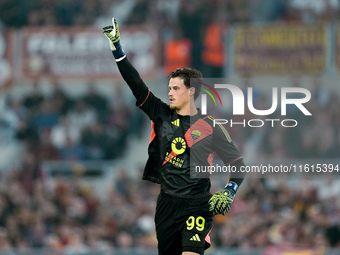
160, 190, 211, 200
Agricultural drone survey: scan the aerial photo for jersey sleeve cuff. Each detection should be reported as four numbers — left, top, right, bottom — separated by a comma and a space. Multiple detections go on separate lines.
115, 55, 127, 62
224, 181, 239, 192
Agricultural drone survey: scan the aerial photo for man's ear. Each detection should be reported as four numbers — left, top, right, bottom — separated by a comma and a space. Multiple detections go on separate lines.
189, 87, 195, 96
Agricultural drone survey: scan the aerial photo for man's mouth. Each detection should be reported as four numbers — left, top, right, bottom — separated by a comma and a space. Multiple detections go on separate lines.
169, 98, 174, 103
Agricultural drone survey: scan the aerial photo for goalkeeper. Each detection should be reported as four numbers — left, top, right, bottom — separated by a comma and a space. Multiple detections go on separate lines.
103, 18, 246, 255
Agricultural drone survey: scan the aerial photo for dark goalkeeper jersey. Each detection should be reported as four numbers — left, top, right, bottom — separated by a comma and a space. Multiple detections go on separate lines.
117, 57, 243, 198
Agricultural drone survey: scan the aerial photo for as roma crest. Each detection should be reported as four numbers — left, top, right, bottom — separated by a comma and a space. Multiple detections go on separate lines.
191, 130, 201, 140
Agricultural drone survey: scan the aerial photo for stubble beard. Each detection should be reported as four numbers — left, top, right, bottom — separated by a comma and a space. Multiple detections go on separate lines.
170, 104, 177, 110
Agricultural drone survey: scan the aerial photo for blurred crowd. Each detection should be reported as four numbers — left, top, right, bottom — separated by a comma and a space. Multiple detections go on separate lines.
0, 166, 159, 252
258, 78, 340, 160
0, 80, 144, 162
207, 77, 340, 162
1, 0, 339, 28
210, 177, 340, 250
0, 165, 340, 252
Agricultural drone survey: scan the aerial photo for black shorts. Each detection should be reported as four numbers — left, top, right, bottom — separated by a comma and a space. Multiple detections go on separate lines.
155, 191, 214, 255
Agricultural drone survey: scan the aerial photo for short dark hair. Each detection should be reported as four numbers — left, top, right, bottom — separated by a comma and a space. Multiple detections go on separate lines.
169, 68, 203, 100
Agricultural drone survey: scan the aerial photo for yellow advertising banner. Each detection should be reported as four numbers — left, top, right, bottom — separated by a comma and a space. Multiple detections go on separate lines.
234, 25, 327, 75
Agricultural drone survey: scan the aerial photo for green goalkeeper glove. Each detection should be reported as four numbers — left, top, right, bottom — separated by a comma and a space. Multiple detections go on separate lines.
102, 17, 126, 61
209, 181, 238, 216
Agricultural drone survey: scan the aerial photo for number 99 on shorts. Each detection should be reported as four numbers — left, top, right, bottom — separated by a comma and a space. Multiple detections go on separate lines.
186, 216, 205, 231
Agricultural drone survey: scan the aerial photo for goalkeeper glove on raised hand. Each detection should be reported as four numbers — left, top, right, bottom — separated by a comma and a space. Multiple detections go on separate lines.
102, 17, 126, 61
209, 181, 238, 216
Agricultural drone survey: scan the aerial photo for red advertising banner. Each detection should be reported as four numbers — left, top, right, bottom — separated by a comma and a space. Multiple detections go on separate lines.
21, 27, 158, 79
234, 25, 327, 75
0, 29, 14, 90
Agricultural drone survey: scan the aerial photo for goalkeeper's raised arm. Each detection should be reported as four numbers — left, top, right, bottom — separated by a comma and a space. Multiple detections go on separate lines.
103, 17, 168, 121
102, 17, 148, 105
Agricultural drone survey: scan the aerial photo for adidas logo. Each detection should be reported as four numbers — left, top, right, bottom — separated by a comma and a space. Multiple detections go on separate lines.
171, 119, 180, 127
190, 234, 201, 242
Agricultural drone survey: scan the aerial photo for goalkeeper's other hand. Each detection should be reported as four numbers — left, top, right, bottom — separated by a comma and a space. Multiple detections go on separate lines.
209, 182, 238, 216
102, 17, 125, 60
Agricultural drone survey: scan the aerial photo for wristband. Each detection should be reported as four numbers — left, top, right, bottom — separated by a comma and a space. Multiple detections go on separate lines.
112, 43, 125, 60
224, 181, 238, 192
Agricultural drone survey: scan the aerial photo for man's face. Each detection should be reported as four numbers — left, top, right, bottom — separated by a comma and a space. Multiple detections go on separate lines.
168, 77, 191, 111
